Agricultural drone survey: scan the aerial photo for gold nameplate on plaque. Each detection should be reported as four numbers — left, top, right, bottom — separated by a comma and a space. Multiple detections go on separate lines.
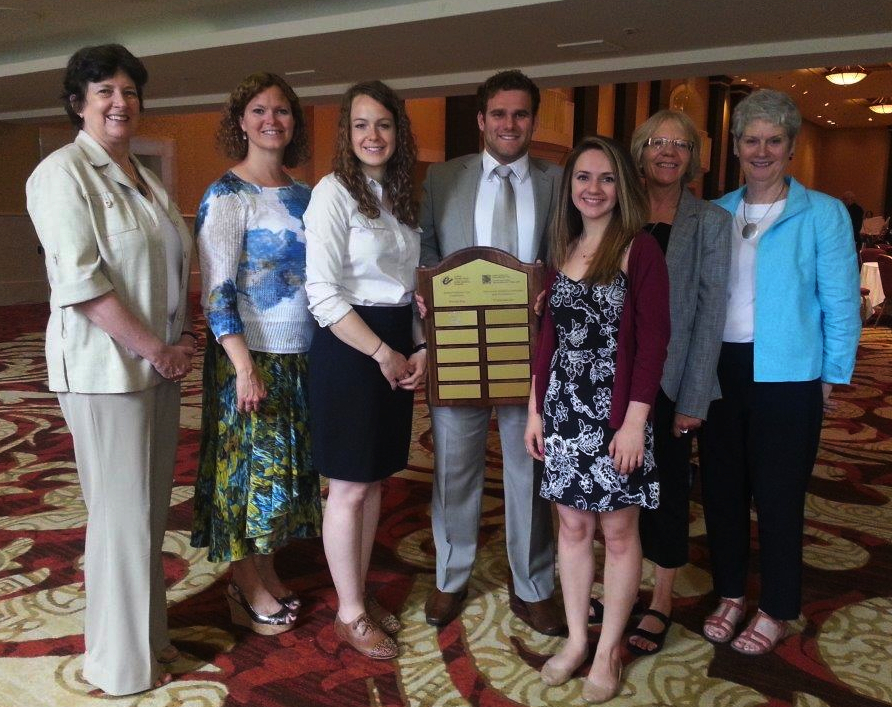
417, 247, 543, 407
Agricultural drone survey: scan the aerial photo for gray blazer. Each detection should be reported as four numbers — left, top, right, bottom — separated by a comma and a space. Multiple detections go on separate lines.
660, 188, 731, 420
419, 153, 561, 266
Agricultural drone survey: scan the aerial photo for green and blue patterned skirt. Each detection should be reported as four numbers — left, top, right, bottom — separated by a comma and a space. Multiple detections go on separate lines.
191, 336, 321, 562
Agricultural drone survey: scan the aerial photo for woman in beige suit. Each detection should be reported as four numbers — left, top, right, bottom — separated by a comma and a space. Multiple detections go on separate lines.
26, 44, 194, 695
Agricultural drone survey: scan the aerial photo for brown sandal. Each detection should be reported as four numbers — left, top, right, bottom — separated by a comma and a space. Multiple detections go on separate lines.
334, 613, 398, 660
703, 597, 745, 643
731, 610, 789, 655
366, 595, 401, 635
157, 645, 180, 664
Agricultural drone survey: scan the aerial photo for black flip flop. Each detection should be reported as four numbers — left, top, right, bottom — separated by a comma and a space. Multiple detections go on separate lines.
588, 597, 605, 624
588, 596, 645, 625
626, 609, 671, 656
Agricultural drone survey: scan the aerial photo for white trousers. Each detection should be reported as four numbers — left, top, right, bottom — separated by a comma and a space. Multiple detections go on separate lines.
58, 381, 179, 695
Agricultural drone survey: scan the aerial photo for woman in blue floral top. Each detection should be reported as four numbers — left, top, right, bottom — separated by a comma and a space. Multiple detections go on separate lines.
191, 73, 321, 635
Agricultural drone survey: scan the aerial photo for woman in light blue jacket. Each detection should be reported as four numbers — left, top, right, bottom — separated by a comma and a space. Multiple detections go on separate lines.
699, 89, 860, 655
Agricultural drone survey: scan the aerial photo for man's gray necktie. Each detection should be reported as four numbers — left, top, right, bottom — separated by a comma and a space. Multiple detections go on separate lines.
490, 165, 518, 255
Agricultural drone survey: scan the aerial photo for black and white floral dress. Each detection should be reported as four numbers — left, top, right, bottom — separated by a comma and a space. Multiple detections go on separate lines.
539, 271, 659, 512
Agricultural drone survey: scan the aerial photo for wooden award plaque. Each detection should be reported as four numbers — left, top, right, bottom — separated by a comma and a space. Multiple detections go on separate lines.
416, 247, 543, 407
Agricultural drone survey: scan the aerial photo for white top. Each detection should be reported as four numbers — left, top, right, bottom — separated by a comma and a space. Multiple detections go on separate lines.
474, 150, 537, 262
723, 198, 786, 342
305, 172, 421, 329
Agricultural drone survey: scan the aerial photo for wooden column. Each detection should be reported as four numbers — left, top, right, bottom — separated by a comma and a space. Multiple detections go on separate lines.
885, 127, 892, 217
444, 95, 480, 160
573, 86, 599, 144
724, 84, 753, 194
612, 83, 638, 147
649, 80, 671, 115
703, 75, 731, 199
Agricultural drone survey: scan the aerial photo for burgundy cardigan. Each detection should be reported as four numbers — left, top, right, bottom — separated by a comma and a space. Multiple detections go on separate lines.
532, 232, 671, 429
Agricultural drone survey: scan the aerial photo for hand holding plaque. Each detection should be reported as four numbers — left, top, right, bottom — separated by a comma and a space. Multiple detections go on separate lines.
416, 247, 543, 406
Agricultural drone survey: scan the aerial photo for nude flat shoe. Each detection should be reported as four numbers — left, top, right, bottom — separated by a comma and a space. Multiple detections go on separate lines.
581, 661, 622, 704
540, 652, 586, 687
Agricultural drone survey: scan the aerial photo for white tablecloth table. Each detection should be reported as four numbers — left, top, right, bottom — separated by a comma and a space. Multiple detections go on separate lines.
861, 262, 884, 310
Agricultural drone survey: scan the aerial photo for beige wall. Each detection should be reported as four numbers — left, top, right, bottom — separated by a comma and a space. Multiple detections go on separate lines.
0, 98, 448, 305
3, 86, 889, 305
789, 119, 820, 189
788, 121, 889, 213
136, 111, 235, 215
814, 127, 890, 215
0, 123, 41, 215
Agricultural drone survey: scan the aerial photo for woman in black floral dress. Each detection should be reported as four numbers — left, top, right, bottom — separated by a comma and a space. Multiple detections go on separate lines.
525, 136, 669, 702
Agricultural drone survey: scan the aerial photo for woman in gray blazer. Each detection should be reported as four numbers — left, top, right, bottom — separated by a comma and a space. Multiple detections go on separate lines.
587, 110, 731, 655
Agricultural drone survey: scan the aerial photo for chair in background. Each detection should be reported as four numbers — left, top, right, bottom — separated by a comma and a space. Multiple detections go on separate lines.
873, 254, 892, 327
861, 216, 890, 246
861, 248, 883, 263
861, 287, 873, 321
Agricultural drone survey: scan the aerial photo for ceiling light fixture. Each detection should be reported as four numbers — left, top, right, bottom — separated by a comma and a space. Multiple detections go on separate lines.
285, 69, 316, 76
825, 66, 867, 85
869, 98, 892, 114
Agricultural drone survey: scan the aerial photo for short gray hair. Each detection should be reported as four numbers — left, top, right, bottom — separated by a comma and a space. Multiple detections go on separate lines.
630, 109, 701, 185
731, 89, 801, 142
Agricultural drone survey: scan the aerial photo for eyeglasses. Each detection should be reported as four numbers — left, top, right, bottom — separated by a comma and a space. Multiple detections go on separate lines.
645, 137, 694, 151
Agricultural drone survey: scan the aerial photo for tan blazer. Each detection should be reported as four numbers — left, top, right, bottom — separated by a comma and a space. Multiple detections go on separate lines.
26, 131, 193, 394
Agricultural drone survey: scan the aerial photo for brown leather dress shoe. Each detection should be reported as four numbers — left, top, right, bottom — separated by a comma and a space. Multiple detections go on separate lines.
334, 613, 398, 660
424, 588, 468, 626
510, 594, 567, 636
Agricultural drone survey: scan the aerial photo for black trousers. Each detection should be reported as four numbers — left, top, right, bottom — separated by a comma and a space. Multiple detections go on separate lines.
639, 388, 694, 569
698, 343, 823, 619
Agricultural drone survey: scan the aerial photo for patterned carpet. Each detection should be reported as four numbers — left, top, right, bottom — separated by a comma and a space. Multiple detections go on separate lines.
1, 303, 891, 707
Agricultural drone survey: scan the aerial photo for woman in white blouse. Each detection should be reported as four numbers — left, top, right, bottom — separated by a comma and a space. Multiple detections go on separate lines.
304, 80, 427, 660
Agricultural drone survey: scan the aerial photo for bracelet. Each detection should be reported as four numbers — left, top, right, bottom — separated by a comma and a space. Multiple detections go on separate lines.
370, 339, 384, 357
412, 342, 427, 353
181, 331, 197, 339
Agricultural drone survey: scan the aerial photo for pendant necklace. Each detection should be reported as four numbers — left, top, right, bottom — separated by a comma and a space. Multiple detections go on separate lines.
741, 183, 786, 240
119, 158, 149, 198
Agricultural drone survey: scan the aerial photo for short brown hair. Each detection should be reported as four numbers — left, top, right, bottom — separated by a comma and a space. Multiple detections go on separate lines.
476, 69, 541, 116
217, 72, 310, 168
62, 44, 148, 128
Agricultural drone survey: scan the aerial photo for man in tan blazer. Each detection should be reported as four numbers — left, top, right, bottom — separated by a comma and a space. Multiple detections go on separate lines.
419, 70, 564, 634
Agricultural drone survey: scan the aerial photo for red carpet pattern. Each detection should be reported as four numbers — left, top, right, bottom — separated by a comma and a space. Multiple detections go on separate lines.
1, 303, 890, 707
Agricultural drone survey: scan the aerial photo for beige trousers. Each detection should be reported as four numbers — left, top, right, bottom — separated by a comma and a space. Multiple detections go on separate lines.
58, 381, 180, 695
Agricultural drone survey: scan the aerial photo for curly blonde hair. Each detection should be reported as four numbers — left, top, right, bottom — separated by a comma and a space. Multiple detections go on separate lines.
217, 72, 310, 168
333, 81, 418, 227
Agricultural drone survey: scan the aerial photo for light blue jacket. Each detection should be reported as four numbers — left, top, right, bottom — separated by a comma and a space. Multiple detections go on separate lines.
714, 177, 860, 384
